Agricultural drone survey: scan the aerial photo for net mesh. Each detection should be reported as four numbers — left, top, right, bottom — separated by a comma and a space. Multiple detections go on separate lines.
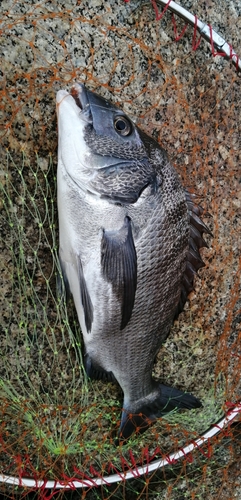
0, 0, 240, 498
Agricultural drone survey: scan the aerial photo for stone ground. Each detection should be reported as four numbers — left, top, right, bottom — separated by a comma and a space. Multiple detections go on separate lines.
0, 0, 240, 498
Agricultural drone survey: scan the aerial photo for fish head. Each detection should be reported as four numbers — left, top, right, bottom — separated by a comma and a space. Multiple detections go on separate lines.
56, 83, 158, 203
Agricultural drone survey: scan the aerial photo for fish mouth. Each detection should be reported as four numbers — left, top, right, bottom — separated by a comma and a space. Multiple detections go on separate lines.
70, 83, 93, 124
71, 87, 82, 109
71, 83, 88, 111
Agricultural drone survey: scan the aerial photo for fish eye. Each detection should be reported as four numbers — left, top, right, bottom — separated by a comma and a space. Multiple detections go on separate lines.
114, 116, 132, 136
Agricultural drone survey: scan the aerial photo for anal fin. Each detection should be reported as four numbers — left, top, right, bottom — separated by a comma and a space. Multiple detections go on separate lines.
84, 353, 117, 383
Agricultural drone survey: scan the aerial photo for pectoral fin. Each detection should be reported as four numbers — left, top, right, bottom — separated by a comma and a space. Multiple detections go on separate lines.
101, 216, 137, 330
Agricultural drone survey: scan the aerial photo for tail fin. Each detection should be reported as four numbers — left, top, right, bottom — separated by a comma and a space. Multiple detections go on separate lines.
118, 383, 201, 441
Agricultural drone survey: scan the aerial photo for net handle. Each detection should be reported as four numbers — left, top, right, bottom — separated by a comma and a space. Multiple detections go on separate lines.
127, 0, 241, 72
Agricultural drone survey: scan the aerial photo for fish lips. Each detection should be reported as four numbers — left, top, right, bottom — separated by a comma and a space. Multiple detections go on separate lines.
70, 83, 93, 124
56, 86, 92, 127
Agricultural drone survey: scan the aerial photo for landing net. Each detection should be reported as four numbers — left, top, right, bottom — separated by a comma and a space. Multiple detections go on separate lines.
0, 1, 240, 499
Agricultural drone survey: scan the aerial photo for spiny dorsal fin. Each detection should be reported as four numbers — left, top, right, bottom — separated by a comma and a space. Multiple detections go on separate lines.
175, 190, 212, 318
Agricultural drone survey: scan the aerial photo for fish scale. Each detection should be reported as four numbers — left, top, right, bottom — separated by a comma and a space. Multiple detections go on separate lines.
57, 83, 211, 440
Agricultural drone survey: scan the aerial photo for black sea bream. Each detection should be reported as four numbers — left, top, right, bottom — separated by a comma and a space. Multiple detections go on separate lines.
56, 83, 210, 440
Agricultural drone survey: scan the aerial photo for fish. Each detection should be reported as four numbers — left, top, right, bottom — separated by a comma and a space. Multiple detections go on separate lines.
56, 83, 211, 441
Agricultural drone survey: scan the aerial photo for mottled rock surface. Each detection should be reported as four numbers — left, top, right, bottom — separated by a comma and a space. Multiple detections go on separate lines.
0, 0, 240, 498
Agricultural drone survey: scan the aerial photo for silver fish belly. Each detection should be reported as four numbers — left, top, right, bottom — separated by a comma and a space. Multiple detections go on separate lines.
56, 83, 210, 440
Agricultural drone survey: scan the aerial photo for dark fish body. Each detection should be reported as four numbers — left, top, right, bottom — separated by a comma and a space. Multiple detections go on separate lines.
56, 83, 210, 439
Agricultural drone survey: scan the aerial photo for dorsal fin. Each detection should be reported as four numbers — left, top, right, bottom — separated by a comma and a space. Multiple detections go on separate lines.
175, 190, 212, 318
